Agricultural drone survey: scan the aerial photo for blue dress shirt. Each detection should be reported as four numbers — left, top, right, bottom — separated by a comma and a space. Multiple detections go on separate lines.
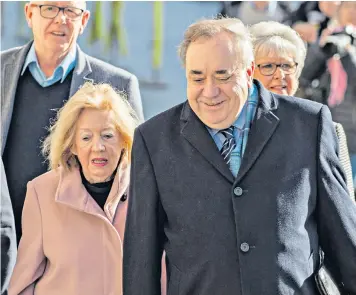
21, 44, 77, 88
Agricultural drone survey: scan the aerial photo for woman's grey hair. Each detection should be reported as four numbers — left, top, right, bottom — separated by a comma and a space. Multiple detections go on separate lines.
249, 21, 307, 78
178, 17, 254, 69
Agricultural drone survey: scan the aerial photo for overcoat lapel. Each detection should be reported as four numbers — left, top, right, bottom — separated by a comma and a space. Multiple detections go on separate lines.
179, 81, 280, 185
1, 42, 32, 154
180, 102, 235, 183
69, 46, 93, 97
235, 81, 280, 184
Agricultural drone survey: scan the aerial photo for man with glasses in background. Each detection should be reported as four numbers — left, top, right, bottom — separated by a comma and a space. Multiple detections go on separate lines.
0, 1, 144, 246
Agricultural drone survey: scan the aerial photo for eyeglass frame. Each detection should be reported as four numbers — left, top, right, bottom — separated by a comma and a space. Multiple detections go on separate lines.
29, 4, 85, 20
256, 62, 299, 76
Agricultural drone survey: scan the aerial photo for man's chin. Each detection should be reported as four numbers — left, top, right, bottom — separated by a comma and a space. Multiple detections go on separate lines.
201, 116, 236, 130
48, 42, 71, 52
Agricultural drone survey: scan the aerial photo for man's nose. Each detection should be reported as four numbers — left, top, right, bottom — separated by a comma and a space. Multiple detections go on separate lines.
54, 9, 67, 24
202, 80, 219, 98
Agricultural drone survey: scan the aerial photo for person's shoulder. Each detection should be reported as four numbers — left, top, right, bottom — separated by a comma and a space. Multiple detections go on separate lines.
273, 93, 324, 116
1, 45, 25, 61
85, 53, 135, 81
138, 102, 186, 134
30, 167, 61, 191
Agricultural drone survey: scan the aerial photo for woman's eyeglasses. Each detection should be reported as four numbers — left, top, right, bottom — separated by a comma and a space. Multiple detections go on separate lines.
257, 63, 298, 76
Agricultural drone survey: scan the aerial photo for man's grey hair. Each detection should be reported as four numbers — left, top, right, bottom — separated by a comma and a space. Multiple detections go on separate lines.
249, 21, 307, 78
178, 17, 254, 69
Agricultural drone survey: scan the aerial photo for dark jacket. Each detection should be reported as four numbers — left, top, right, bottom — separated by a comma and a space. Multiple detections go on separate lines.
1, 158, 16, 294
123, 81, 356, 295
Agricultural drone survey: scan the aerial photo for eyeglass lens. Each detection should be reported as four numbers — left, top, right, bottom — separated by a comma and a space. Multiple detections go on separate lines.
40, 5, 83, 19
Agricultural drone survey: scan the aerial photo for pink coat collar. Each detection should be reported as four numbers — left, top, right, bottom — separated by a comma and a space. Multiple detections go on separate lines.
55, 154, 130, 223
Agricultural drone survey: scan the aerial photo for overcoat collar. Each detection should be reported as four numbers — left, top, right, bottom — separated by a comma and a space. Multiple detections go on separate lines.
180, 80, 280, 184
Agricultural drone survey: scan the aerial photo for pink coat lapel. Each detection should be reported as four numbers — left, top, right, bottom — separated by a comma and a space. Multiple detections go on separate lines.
55, 154, 130, 223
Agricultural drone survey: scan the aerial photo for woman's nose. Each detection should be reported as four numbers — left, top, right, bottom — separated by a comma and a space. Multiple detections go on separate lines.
273, 66, 286, 79
92, 138, 105, 152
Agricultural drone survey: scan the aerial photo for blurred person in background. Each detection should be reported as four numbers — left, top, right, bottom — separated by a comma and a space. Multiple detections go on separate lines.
251, 20, 354, 198
1, 158, 17, 295
299, 1, 356, 192
220, 1, 295, 25
290, 1, 341, 44
8, 83, 141, 295
0, 1, 144, 243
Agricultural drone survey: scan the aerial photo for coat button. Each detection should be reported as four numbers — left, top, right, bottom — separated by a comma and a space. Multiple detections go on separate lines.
120, 193, 127, 202
240, 242, 250, 253
234, 187, 243, 196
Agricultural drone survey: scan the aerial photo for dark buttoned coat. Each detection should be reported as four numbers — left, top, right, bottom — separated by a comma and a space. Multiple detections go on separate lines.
123, 81, 356, 295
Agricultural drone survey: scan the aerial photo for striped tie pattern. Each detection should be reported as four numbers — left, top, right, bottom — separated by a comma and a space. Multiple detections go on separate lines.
220, 127, 236, 165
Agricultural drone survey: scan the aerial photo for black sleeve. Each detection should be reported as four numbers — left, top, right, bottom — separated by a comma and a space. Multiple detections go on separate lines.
123, 128, 166, 295
316, 106, 356, 293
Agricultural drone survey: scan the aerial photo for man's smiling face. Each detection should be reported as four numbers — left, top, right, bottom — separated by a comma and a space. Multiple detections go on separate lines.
25, 1, 90, 56
185, 32, 253, 129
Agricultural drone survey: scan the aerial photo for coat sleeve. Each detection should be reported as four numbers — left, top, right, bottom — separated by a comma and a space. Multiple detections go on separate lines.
8, 181, 46, 295
1, 158, 17, 294
125, 75, 145, 123
333, 122, 355, 199
123, 128, 165, 295
317, 105, 356, 293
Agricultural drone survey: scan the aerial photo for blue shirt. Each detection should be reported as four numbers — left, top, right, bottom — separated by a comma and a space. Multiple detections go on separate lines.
21, 44, 77, 88
207, 84, 259, 177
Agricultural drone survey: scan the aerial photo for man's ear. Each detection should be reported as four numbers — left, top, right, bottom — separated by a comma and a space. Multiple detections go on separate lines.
246, 61, 255, 88
79, 10, 91, 35
25, 3, 33, 28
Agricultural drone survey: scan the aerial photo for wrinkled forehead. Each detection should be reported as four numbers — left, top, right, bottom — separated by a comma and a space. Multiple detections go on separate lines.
30, 1, 86, 9
189, 33, 236, 55
186, 33, 241, 71
76, 108, 117, 130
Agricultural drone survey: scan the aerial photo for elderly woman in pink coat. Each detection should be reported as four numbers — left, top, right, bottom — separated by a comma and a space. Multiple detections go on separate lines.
8, 83, 166, 295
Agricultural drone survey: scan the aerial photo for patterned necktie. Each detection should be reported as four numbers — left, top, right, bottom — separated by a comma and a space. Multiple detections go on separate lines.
220, 126, 236, 165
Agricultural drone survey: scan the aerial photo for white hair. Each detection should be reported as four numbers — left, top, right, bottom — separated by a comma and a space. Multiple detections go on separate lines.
249, 21, 307, 78
178, 17, 254, 69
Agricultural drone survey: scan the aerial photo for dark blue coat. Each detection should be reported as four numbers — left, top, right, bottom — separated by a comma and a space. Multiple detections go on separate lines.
124, 81, 356, 295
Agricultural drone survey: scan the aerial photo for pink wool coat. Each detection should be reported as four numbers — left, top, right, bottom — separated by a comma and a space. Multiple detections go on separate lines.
9, 155, 166, 295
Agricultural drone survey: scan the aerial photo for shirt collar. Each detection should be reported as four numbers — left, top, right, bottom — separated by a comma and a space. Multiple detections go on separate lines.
207, 84, 258, 136
21, 43, 77, 82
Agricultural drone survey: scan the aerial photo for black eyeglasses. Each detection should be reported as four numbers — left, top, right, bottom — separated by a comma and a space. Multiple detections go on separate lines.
257, 63, 298, 76
30, 4, 84, 20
